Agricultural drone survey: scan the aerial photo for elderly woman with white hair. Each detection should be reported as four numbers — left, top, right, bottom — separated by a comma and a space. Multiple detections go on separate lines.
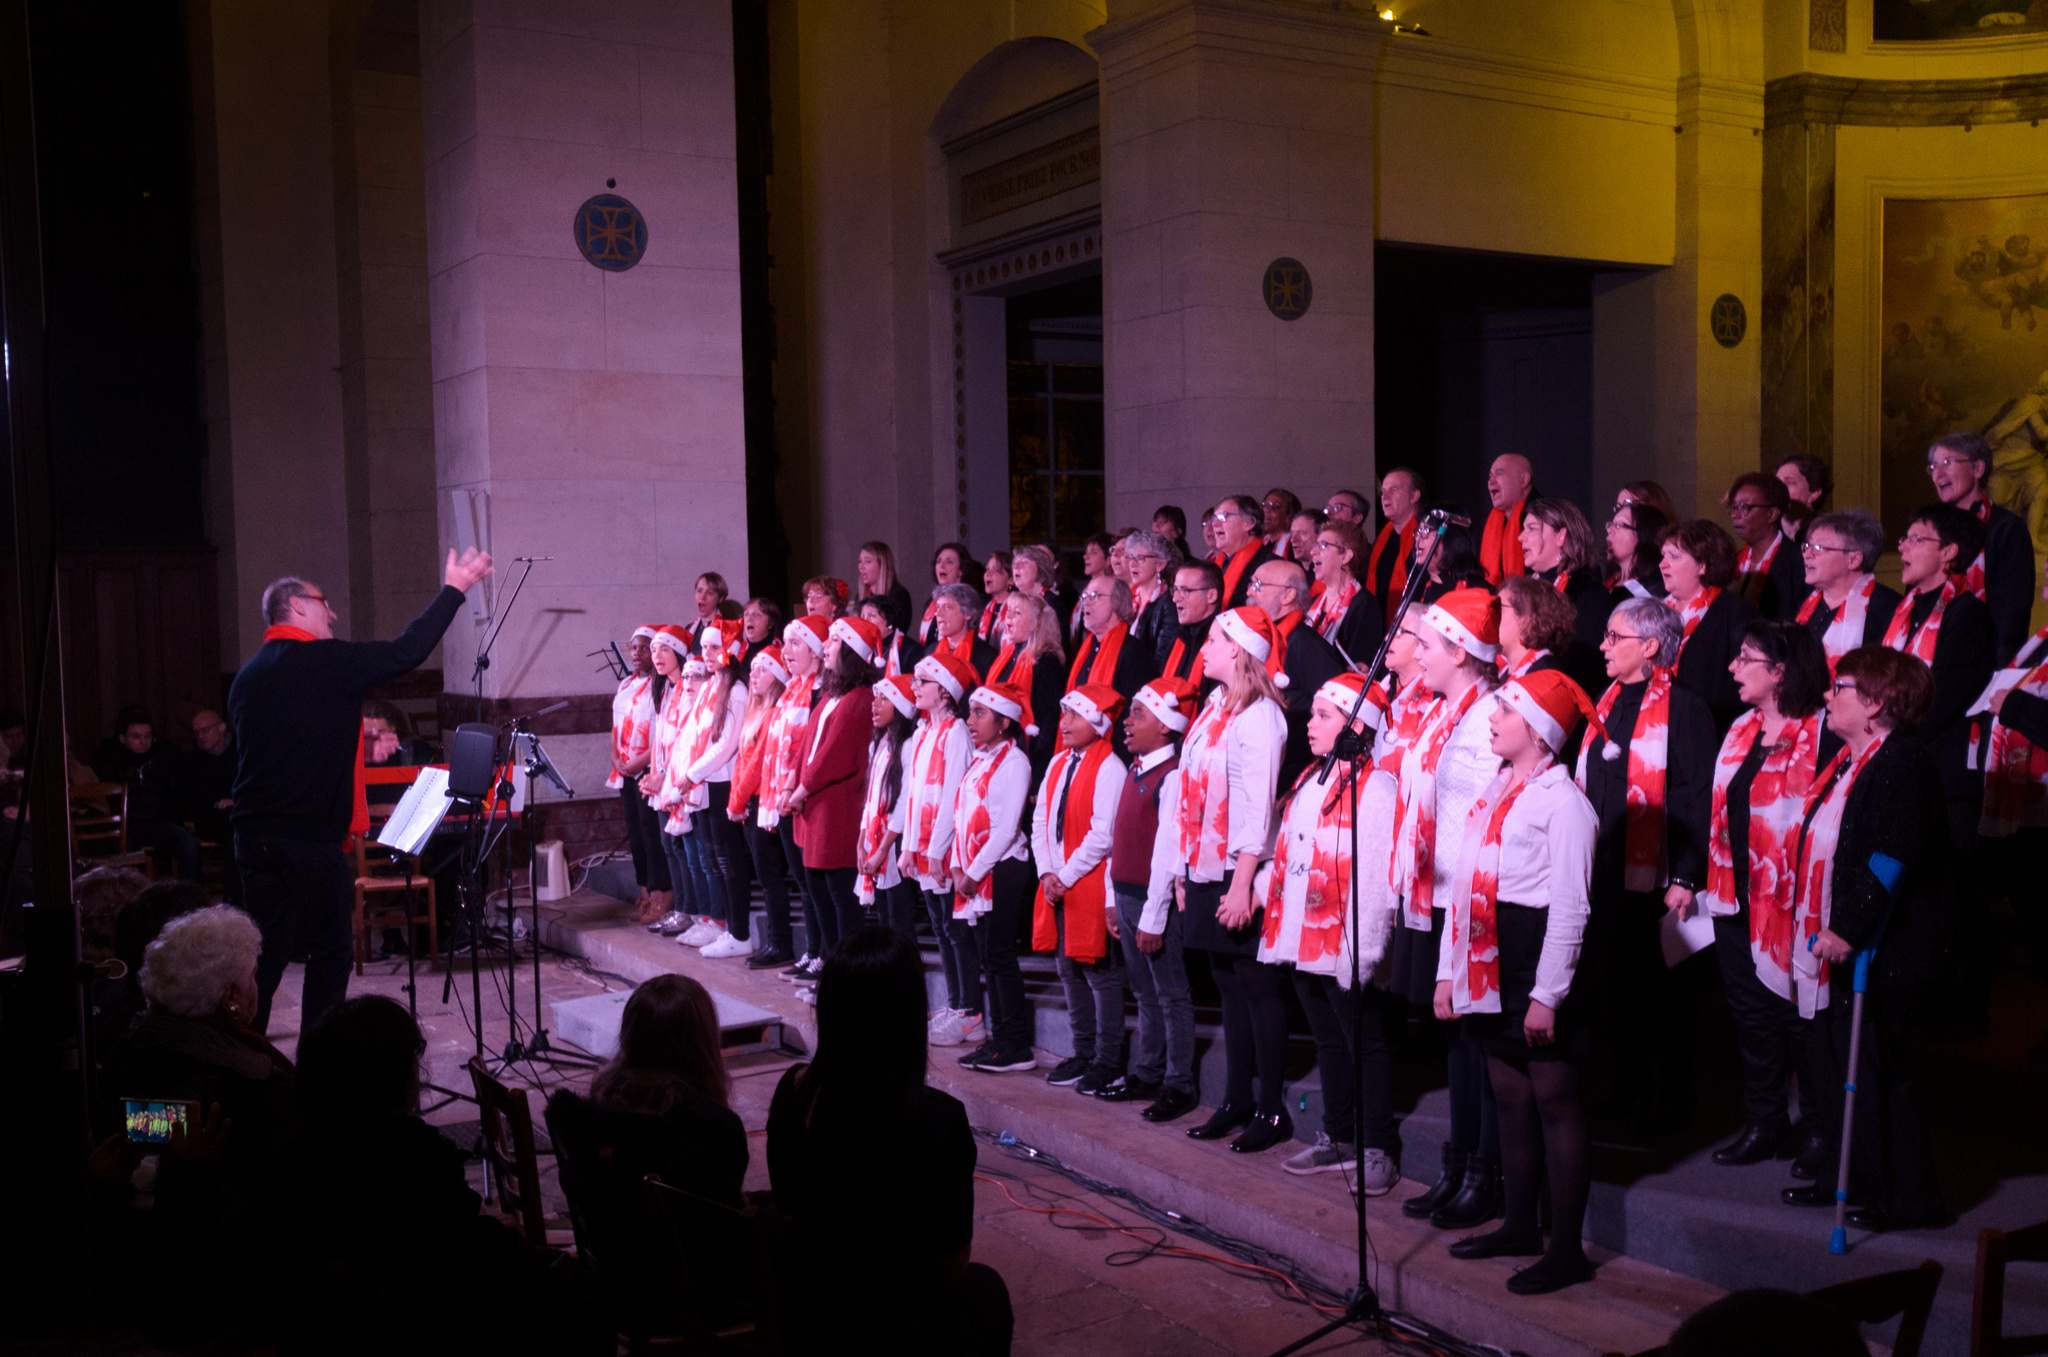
1576, 595, 1718, 1138
110, 904, 298, 1342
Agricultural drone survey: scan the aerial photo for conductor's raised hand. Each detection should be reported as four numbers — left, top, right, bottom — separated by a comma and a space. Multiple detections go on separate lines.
446, 547, 494, 592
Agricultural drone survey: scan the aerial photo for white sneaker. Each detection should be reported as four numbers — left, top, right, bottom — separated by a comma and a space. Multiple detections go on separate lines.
1355, 1148, 1400, 1197
956, 1011, 985, 1047
701, 932, 755, 959
928, 1008, 965, 1045
678, 920, 720, 947
797, 984, 818, 1006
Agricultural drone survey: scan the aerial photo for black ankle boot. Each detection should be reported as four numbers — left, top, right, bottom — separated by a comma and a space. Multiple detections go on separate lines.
1431, 1156, 1503, 1229
1402, 1143, 1466, 1219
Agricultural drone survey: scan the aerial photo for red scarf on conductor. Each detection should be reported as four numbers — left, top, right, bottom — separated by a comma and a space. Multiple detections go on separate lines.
265, 624, 370, 842
1031, 741, 1113, 961
1575, 669, 1672, 894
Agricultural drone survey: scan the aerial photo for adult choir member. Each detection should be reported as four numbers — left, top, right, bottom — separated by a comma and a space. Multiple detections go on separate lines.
1698, 621, 1827, 1171
1519, 497, 1612, 698
1659, 520, 1760, 736
1367, 468, 1425, 621
855, 541, 913, 637
1123, 529, 1179, 662
1481, 455, 1534, 586
1174, 608, 1290, 1151
1605, 500, 1670, 601
1577, 597, 1717, 1136
1209, 495, 1276, 609
1980, 578, 2048, 1066
1780, 648, 1946, 1232
1305, 518, 1385, 667
1247, 560, 1348, 787
1260, 488, 1303, 560
929, 581, 1000, 678
1067, 576, 1159, 716
1497, 578, 1573, 682
1796, 510, 1900, 672
918, 542, 975, 648
1726, 473, 1806, 620
1885, 504, 1993, 854
987, 593, 1066, 782
1391, 588, 1507, 1229
1775, 454, 1830, 540
1159, 561, 1223, 684
1438, 670, 1601, 1295
1927, 432, 2034, 664
979, 552, 1013, 643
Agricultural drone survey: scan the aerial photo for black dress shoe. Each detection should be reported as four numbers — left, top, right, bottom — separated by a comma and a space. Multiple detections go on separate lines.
1431, 1157, 1502, 1230
1095, 1075, 1160, 1103
745, 947, 794, 970
1185, 1102, 1255, 1140
1229, 1109, 1294, 1154
1790, 1131, 1829, 1181
1141, 1086, 1199, 1123
1402, 1143, 1468, 1219
1712, 1122, 1791, 1166
1781, 1182, 1835, 1207
1506, 1253, 1595, 1295
1846, 1204, 1946, 1233
1447, 1226, 1543, 1260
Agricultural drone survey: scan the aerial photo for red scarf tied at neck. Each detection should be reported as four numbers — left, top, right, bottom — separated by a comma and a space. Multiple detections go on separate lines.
264, 624, 370, 843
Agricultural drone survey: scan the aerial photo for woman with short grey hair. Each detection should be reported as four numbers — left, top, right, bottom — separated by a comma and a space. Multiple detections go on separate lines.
141, 903, 263, 1022
1124, 530, 1180, 659
1796, 509, 1902, 669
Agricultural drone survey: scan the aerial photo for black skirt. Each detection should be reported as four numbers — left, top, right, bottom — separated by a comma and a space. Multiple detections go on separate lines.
1183, 877, 1261, 956
1384, 904, 1444, 1008
1463, 901, 1590, 1063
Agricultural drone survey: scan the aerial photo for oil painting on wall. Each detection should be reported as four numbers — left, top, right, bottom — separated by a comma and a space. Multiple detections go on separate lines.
1881, 193, 2048, 547
1874, 0, 2048, 41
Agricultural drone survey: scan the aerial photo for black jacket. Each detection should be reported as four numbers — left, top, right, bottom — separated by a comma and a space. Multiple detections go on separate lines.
1067, 625, 1160, 763
1731, 532, 1808, 621
1980, 502, 2035, 666
1802, 580, 1902, 656
92, 737, 183, 824
1319, 585, 1386, 671
1891, 588, 1993, 800
986, 646, 1067, 783
1997, 632, 2048, 751
1277, 621, 1348, 789
1673, 588, 1760, 738
1156, 614, 1214, 682
1130, 588, 1176, 669
1537, 567, 1616, 702
1581, 677, 1717, 899
228, 586, 465, 844
1215, 543, 1276, 610
1821, 734, 1950, 1001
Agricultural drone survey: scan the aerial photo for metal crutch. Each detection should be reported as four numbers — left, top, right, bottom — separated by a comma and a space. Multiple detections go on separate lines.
1829, 850, 1904, 1256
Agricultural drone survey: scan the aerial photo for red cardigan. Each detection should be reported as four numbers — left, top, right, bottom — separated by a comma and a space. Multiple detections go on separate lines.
793, 685, 873, 870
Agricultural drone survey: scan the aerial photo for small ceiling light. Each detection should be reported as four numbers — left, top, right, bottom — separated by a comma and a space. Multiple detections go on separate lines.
1380, 8, 1394, 17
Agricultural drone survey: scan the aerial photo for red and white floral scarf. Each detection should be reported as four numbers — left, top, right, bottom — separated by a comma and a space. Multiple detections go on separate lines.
977, 597, 1005, 642
1788, 731, 1890, 1017
1372, 674, 1432, 777
1576, 669, 1672, 894
950, 740, 1019, 919
1446, 761, 1549, 1014
1963, 498, 1990, 601
1879, 578, 1956, 664
1391, 682, 1486, 928
1735, 533, 1781, 580
606, 672, 655, 790
903, 714, 962, 877
1702, 710, 1822, 1001
1177, 691, 1236, 880
919, 598, 939, 647
1982, 628, 2048, 837
1304, 577, 1359, 648
754, 673, 815, 829
1498, 648, 1550, 681
1796, 574, 1877, 673
854, 735, 899, 905
1675, 586, 1720, 662
1259, 763, 1355, 966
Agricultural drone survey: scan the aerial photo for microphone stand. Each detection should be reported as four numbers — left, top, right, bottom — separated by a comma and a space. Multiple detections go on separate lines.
1267, 511, 1452, 1354
497, 714, 595, 1071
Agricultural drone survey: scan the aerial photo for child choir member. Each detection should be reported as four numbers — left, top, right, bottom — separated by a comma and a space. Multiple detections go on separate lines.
903, 652, 981, 1048
950, 680, 1038, 1074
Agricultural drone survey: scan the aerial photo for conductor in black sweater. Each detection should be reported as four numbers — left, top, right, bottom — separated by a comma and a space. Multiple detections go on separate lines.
229, 549, 493, 1034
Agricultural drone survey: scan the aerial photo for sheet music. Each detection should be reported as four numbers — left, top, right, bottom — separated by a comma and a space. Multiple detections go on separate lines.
375, 767, 453, 855
1969, 667, 2031, 717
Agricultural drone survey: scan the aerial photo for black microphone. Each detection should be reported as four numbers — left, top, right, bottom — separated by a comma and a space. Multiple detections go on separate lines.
1425, 509, 1472, 528
511, 555, 555, 561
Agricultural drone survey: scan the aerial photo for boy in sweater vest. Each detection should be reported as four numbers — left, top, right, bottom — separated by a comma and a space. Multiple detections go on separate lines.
1032, 684, 1129, 1094
1100, 677, 1200, 1123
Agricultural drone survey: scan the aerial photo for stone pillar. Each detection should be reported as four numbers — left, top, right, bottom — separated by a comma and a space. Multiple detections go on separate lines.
188, 0, 352, 663
421, 0, 748, 793
1089, 0, 1382, 530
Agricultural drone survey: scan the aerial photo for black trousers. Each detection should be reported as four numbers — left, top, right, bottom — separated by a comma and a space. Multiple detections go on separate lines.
1712, 908, 1812, 1131
777, 817, 824, 958
1805, 983, 1941, 1219
742, 803, 792, 952
1294, 970, 1399, 1152
618, 781, 668, 890
239, 834, 354, 1035
968, 858, 1036, 1051
1590, 886, 1700, 1121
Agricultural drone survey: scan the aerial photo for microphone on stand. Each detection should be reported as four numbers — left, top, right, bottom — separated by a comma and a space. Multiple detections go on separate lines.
511, 555, 555, 561
1425, 509, 1472, 528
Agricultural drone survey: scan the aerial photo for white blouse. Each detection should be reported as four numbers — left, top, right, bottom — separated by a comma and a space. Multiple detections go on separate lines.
856, 737, 912, 891
950, 742, 1032, 882
901, 718, 970, 892
682, 683, 749, 795
1030, 747, 1128, 890
1180, 693, 1287, 883
1418, 689, 1505, 902
1435, 762, 1596, 1011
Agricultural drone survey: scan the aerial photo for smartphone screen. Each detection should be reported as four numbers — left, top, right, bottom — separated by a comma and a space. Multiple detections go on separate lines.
122, 1098, 194, 1145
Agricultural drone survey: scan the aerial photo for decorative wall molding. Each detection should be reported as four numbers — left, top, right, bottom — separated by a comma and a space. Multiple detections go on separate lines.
1377, 38, 1680, 129
1765, 72, 2048, 129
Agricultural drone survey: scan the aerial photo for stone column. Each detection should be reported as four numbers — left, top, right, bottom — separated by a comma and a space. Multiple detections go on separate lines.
1089, 0, 1383, 530
421, 0, 748, 794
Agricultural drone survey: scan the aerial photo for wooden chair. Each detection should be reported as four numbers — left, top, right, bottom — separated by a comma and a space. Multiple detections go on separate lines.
1974, 1222, 2048, 1356
351, 835, 437, 975
466, 1055, 548, 1245
69, 781, 152, 875
643, 1174, 784, 1355
1806, 1259, 1944, 1357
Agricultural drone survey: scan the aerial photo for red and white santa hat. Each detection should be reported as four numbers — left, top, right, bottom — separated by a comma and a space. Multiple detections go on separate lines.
969, 679, 1037, 737
783, 615, 829, 656
1313, 670, 1389, 732
1421, 587, 1501, 662
914, 650, 978, 701
753, 642, 791, 687
1060, 682, 1126, 737
698, 618, 745, 667
1497, 669, 1605, 755
1214, 606, 1290, 688
682, 656, 708, 679
649, 624, 694, 660
828, 615, 883, 665
1134, 676, 1197, 733
879, 673, 917, 720
631, 625, 658, 643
